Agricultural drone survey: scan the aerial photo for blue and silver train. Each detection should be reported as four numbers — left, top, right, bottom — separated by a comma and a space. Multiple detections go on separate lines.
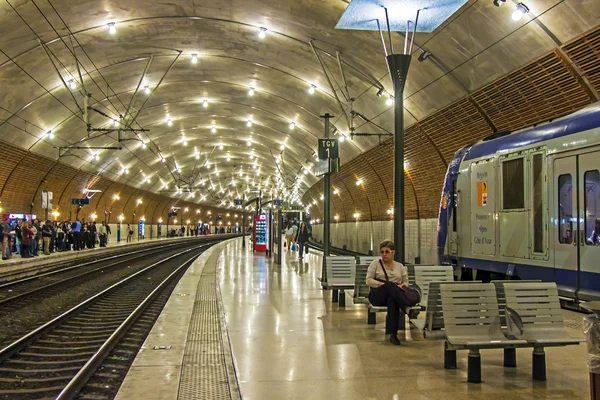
437, 102, 600, 303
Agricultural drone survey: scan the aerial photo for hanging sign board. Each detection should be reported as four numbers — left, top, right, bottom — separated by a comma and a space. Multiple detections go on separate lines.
314, 158, 341, 177
71, 198, 90, 205
41, 191, 53, 209
234, 199, 243, 206
318, 139, 339, 159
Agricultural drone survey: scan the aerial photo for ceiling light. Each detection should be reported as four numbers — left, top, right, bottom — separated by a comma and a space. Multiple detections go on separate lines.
206, 162, 210, 168
211, 125, 217, 133
512, 3, 529, 21
107, 22, 116, 34
144, 85, 150, 94
226, 155, 231, 161
353, 213, 360, 219
493, 0, 506, 6
339, 135, 345, 142
182, 139, 188, 147
122, 167, 128, 174
386, 96, 394, 106
47, 130, 54, 139
279, 144, 285, 150
320, 195, 324, 200
246, 120, 253, 127
203, 99, 208, 108
289, 122, 295, 130
141, 141, 146, 148
113, 119, 119, 127
167, 119, 173, 126
333, 189, 339, 195
68, 79, 76, 89
303, 169, 308, 175
334, 215, 339, 221
308, 84, 316, 94
93, 154, 98, 160
258, 27, 267, 39
218, 143, 224, 150
356, 179, 363, 185
246, 140, 251, 146
376, 87, 384, 97
248, 87, 255, 96
191, 54, 198, 64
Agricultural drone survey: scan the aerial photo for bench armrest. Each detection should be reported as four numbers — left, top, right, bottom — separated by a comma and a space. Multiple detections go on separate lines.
505, 306, 524, 339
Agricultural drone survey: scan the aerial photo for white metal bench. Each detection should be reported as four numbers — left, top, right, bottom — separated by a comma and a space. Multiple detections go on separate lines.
324, 256, 356, 307
441, 283, 528, 383
502, 281, 583, 380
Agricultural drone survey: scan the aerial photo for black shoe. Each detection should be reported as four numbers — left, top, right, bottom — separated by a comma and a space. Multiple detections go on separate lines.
389, 335, 401, 346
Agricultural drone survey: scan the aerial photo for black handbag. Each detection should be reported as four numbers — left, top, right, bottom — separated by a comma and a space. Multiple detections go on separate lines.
378, 260, 421, 306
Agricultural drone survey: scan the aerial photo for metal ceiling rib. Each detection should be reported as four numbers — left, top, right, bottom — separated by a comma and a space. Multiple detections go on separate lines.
303, 25, 598, 222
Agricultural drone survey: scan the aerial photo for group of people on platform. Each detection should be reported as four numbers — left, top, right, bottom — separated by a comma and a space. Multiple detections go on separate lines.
283, 220, 312, 260
0, 217, 111, 260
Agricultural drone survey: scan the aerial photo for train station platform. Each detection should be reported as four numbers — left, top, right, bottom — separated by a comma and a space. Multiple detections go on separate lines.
0, 234, 228, 280
116, 237, 589, 400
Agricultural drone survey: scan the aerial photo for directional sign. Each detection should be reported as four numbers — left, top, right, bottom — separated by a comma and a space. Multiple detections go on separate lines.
234, 199, 243, 206
318, 139, 339, 160
273, 199, 283, 206
71, 198, 90, 205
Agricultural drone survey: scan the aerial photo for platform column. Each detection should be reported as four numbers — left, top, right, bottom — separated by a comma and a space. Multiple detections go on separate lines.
387, 54, 411, 264
320, 113, 333, 285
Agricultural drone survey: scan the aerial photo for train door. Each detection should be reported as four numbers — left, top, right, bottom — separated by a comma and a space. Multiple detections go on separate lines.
554, 150, 600, 300
577, 151, 600, 300
553, 156, 578, 294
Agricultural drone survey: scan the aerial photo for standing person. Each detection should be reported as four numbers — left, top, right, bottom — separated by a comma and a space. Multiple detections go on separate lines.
0, 217, 11, 260
587, 217, 600, 245
31, 220, 40, 257
56, 224, 65, 251
99, 222, 108, 247
90, 221, 98, 248
21, 221, 33, 258
71, 219, 82, 251
50, 221, 57, 253
42, 220, 52, 255
14, 219, 22, 256
366, 240, 411, 346
294, 221, 310, 260
106, 223, 112, 244
284, 224, 293, 249
127, 224, 133, 243
291, 222, 298, 245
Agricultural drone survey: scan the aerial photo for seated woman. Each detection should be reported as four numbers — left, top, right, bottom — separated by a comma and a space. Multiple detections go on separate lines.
366, 240, 411, 346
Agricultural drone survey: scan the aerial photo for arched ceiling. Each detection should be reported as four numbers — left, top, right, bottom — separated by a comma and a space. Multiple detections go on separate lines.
0, 0, 598, 210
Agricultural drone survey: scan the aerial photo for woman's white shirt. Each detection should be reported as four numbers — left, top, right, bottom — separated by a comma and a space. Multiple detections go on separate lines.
365, 259, 409, 288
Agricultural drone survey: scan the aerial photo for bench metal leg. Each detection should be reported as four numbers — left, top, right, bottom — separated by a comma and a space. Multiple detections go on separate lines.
368, 311, 376, 324
332, 289, 338, 303
532, 347, 546, 381
504, 348, 517, 368
468, 349, 482, 383
338, 290, 346, 307
444, 342, 457, 369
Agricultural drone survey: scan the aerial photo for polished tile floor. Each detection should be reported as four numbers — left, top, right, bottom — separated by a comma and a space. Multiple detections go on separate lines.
219, 239, 589, 400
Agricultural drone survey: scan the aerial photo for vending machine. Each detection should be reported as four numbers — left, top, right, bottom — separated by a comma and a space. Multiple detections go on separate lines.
253, 214, 268, 252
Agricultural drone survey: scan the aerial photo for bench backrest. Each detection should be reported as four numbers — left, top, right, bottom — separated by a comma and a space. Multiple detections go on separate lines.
440, 283, 505, 341
359, 256, 379, 266
426, 281, 480, 332
354, 264, 370, 300
413, 266, 454, 307
325, 256, 356, 287
502, 282, 564, 330
492, 280, 541, 326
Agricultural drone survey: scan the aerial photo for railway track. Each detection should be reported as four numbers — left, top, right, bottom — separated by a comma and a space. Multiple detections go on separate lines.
0, 242, 215, 399
0, 239, 215, 310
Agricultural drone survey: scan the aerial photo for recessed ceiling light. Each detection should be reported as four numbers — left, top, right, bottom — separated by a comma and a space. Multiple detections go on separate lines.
47, 130, 54, 139
107, 22, 116, 34
386, 96, 394, 106
308, 84, 316, 94
144, 85, 150, 94
248, 87, 255, 96
247, 120, 253, 127
191, 54, 198, 64
258, 27, 267, 39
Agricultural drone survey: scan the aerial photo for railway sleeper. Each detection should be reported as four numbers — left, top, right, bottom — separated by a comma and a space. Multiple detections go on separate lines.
0, 375, 72, 383
0, 366, 81, 374
0, 385, 65, 395
19, 351, 97, 358
5, 358, 88, 365
29, 344, 100, 351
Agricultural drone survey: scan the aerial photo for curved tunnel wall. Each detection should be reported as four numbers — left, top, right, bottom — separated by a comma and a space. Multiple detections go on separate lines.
0, 142, 238, 226
303, 28, 600, 223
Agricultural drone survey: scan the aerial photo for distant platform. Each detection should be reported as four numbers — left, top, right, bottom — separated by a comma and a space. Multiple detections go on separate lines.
117, 238, 589, 399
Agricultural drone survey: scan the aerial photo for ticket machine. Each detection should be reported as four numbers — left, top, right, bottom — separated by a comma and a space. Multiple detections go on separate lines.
253, 214, 268, 252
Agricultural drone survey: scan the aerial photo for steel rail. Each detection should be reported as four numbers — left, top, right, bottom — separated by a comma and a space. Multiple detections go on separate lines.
0, 243, 209, 362
56, 251, 202, 399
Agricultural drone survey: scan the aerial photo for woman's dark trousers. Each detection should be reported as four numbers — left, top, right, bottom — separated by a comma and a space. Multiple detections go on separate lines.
368, 282, 410, 335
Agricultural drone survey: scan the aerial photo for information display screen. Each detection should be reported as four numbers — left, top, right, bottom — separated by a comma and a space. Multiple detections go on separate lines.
253, 214, 268, 251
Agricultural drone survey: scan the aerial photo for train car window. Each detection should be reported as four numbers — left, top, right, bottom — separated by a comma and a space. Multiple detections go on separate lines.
584, 170, 600, 245
532, 154, 544, 252
502, 158, 525, 209
558, 174, 573, 244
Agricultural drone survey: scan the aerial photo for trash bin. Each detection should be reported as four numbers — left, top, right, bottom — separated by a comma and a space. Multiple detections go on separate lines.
584, 314, 600, 400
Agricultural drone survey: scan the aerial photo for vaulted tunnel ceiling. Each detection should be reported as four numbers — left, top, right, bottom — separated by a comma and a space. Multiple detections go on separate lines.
0, 0, 598, 215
